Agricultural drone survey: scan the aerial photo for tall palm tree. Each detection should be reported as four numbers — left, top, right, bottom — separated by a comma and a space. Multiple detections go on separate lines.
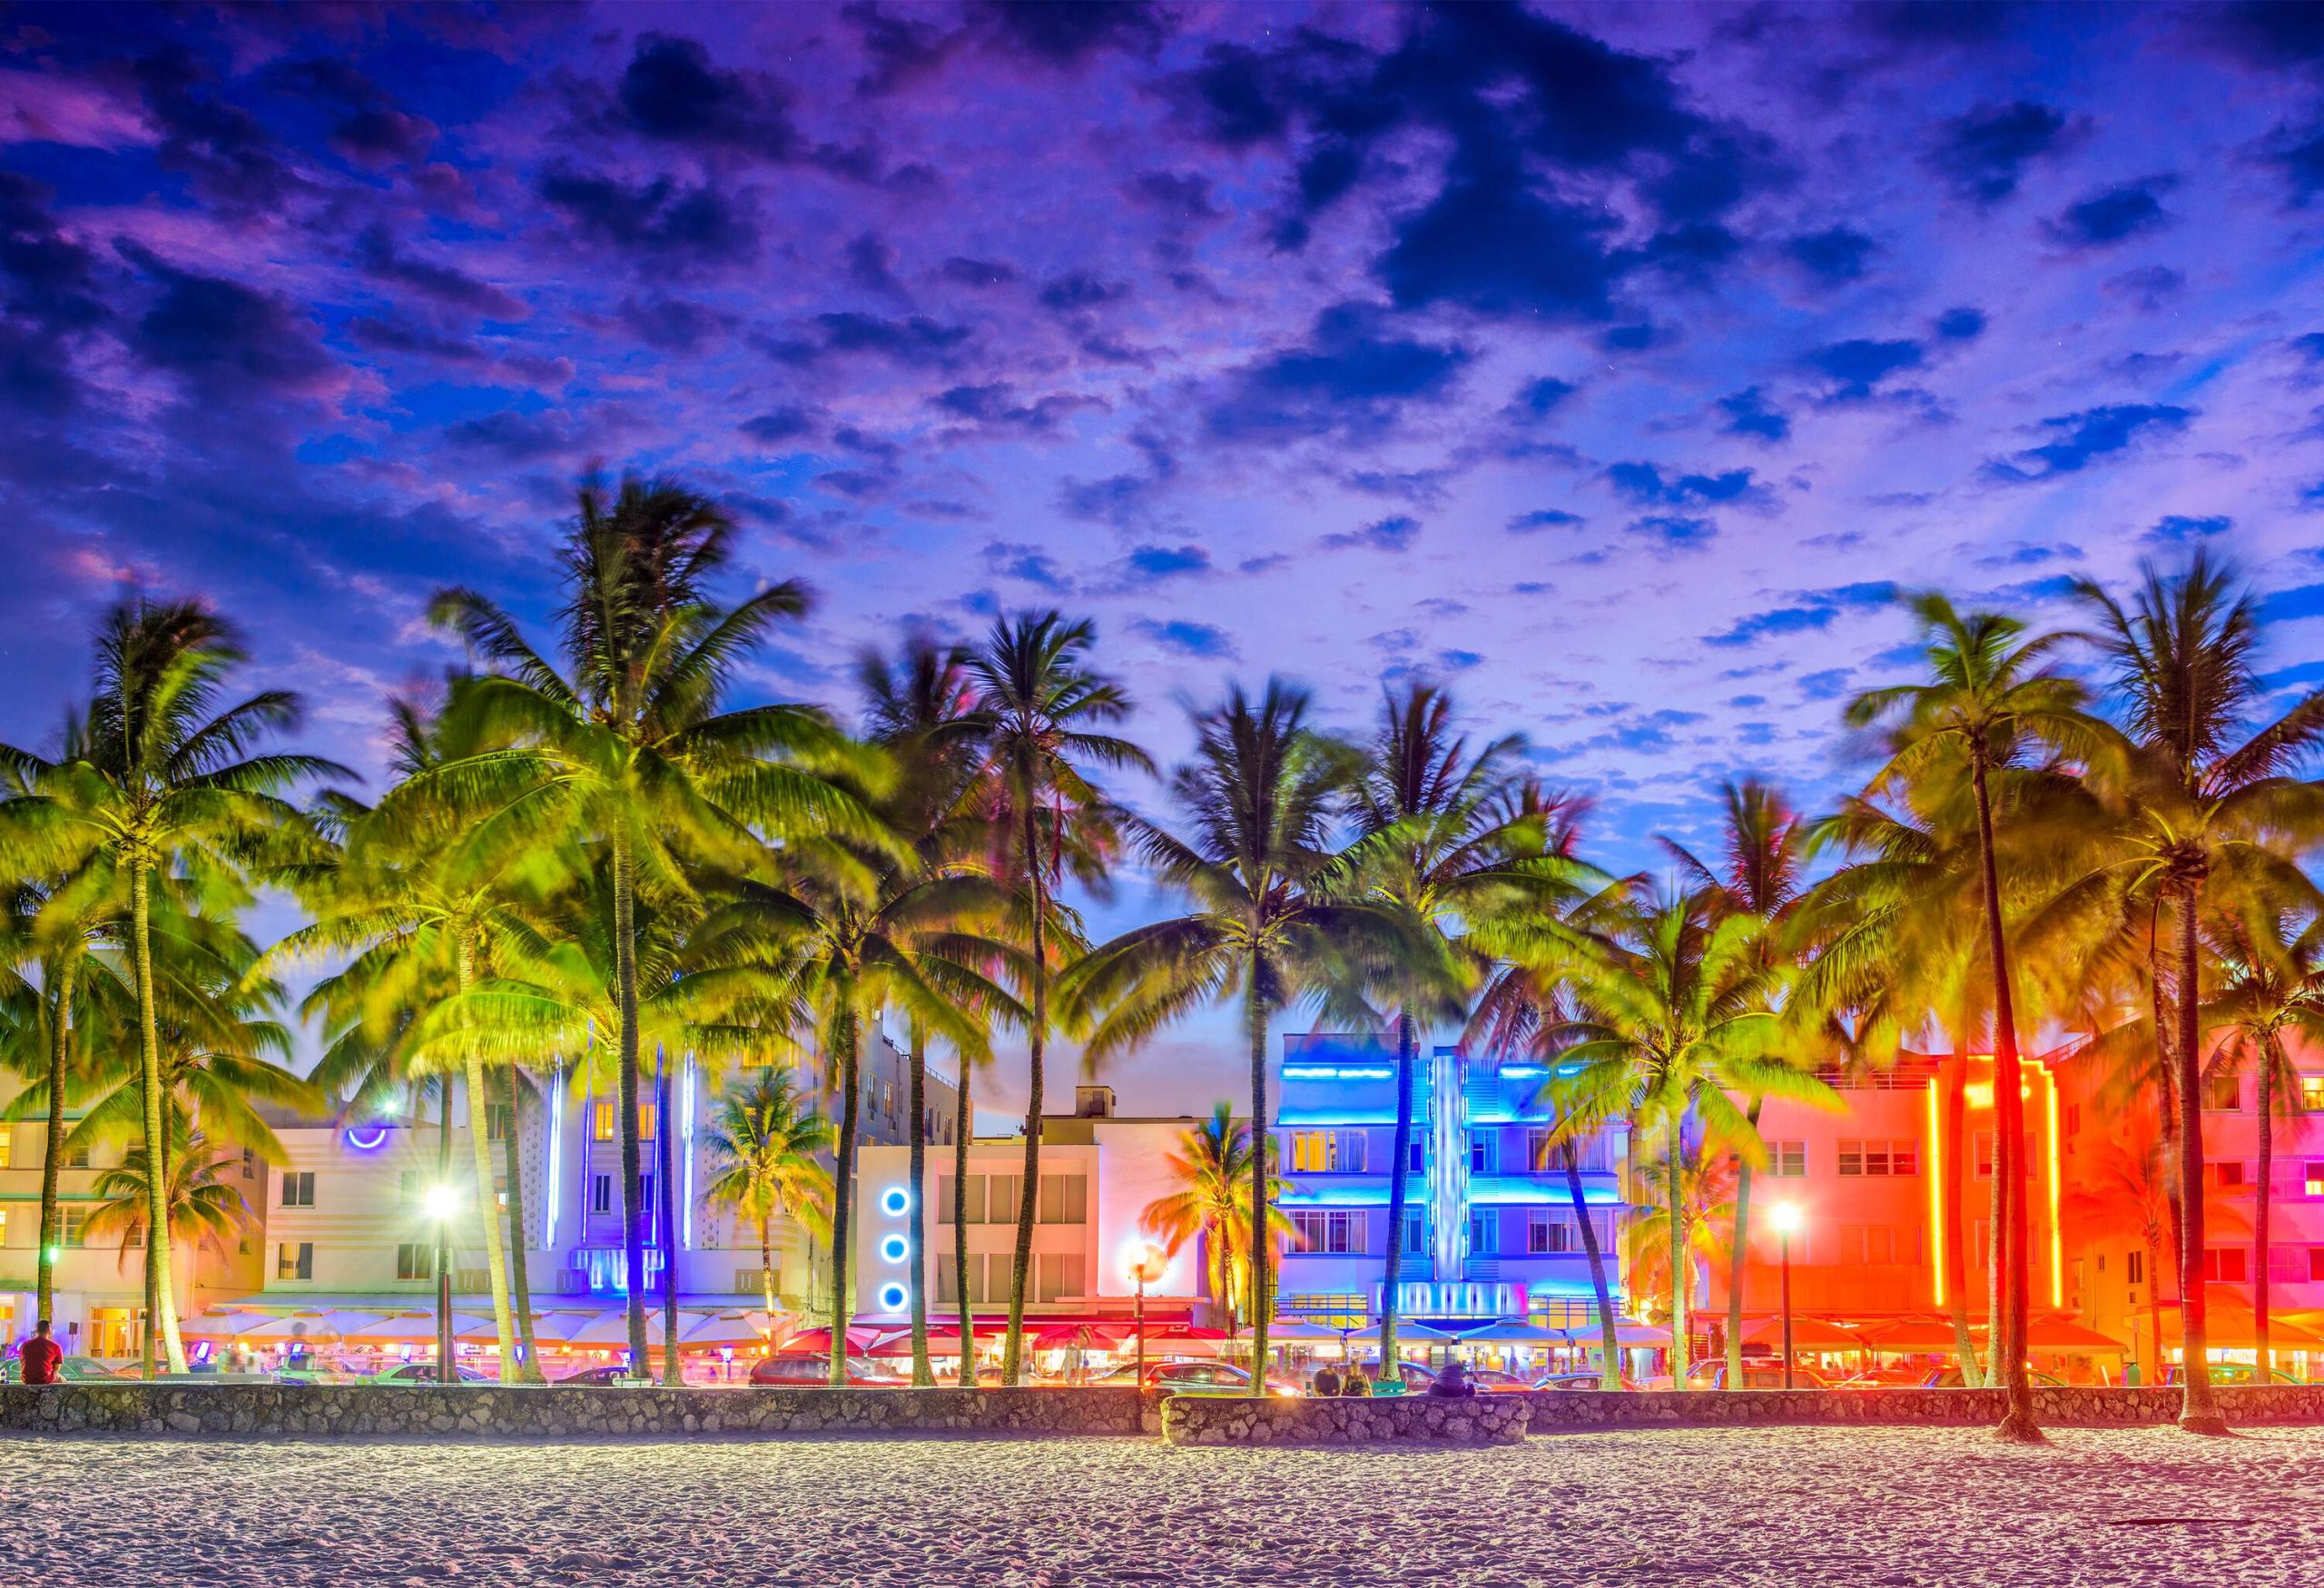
2070, 553, 2324, 1434
1846, 592, 2104, 1442
1661, 780, 1814, 1386
1554, 890, 1837, 1384
2202, 896, 2324, 1373
1137, 1101, 1296, 1331
1621, 1128, 1737, 1336
860, 635, 1001, 1385
963, 613, 1148, 1383
83, 1125, 255, 1277
1067, 680, 1393, 1372
702, 1070, 836, 1317
0, 598, 343, 1375
1338, 685, 1587, 1375
419, 470, 889, 1372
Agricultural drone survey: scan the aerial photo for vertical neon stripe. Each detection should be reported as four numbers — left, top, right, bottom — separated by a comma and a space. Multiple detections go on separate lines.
1925, 1078, 1945, 1308
681, 1052, 696, 1249
2043, 1069, 2063, 1307
544, 1060, 564, 1249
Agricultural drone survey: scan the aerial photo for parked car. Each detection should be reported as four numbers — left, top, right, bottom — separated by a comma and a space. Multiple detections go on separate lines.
1459, 1366, 1541, 1394
1677, 1362, 1832, 1391
1343, 1358, 1436, 1394
0, 1354, 132, 1384
2164, 1363, 2305, 1387
1915, 1365, 2066, 1389
556, 1364, 652, 1386
367, 1362, 490, 1385
1094, 1360, 1300, 1396
748, 1354, 908, 1387
272, 1356, 359, 1386
1532, 1370, 1644, 1392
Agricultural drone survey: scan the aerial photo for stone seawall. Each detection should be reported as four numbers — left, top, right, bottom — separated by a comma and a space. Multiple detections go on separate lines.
0, 1382, 1153, 1440
1164, 1392, 1529, 1445
1521, 1383, 2324, 1431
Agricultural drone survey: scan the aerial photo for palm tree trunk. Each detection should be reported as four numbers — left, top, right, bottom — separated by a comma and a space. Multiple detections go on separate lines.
2172, 880, 2226, 1434
1941, 1050, 1979, 1382
829, 1009, 862, 1388
1971, 755, 2040, 1443
2146, 1231, 2164, 1386
1667, 1113, 1689, 1384
611, 831, 649, 1373
2151, 916, 2185, 1284
35, 954, 74, 1330
458, 937, 518, 1383
127, 859, 185, 1376
437, 1076, 455, 1383
657, 1049, 681, 1385
907, 1031, 933, 1387
1724, 1097, 1762, 1387
759, 1212, 776, 1319
1378, 1011, 1417, 1376
501, 1068, 544, 1382
1002, 796, 1047, 1386
1246, 980, 1272, 1380
1562, 1137, 1621, 1389
2257, 1040, 2276, 1376
954, 1059, 975, 1386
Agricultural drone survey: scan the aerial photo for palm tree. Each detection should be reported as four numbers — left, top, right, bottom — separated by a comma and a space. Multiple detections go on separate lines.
83, 1125, 255, 1277
963, 613, 1148, 1383
1067, 680, 1397, 1372
269, 699, 566, 1384
1554, 889, 1837, 1385
1621, 1128, 1737, 1341
860, 635, 1001, 1386
0, 598, 343, 1375
2202, 896, 2324, 1373
1846, 592, 2104, 1442
1338, 685, 1590, 1376
702, 1070, 836, 1317
418, 470, 889, 1373
1137, 1101, 1296, 1331
1661, 780, 1813, 1386
2070, 553, 2324, 1434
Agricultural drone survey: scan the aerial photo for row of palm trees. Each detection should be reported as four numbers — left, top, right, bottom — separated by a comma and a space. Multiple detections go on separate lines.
1, 474, 2314, 1445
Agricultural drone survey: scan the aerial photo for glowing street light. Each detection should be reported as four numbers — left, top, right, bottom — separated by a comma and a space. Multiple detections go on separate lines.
426, 1182, 458, 1386
1768, 1203, 1802, 1391
1127, 1243, 1168, 1386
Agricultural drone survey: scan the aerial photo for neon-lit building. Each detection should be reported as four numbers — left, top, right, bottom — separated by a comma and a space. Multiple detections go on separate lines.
850, 1085, 1205, 1327
1273, 1032, 1630, 1332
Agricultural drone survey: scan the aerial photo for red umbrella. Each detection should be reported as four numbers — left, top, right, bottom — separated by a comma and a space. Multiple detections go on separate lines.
862, 1325, 1000, 1358
771, 1326, 888, 1357
1033, 1321, 1131, 1352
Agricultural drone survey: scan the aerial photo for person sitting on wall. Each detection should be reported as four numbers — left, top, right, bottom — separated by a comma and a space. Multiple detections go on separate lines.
1425, 1361, 1477, 1398
1340, 1364, 1372, 1397
19, 1320, 63, 1386
1311, 1364, 1342, 1397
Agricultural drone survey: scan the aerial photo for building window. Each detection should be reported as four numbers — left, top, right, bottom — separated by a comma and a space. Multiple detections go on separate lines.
276, 1241, 313, 1281
61, 1207, 85, 1248
2201, 1248, 2249, 1283
2203, 1072, 2240, 1111
1764, 1141, 1806, 1178
2309, 1249, 2324, 1283
241, 1148, 256, 1181
1036, 1173, 1088, 1224
2307, 1163, 2324, 1198
1526, 1210, 1579, 1255
1288, 1131, 1366, 1173
1837, 1141, 1917, 1178
1401, 1209, 1427, 1255
1408, 1139, 1425, 1173
1290, 1210, 1365, 1254
1469, 1209, 1495, 1255
281, 1170, 316, 1208
1034, 1252, 1084, 1302
1836, 1226, 1921, 1264
593, 1101, 616, 1142
636, 1103, 656, 1142
1469, 1133, 1497, 1175
396, 1243, 434, 1281
1522, 1127, 1552, 1171
2209, 1161, 2247, 1189
485, 1103, 513, 1141
66, 1143, 90, 1169
0, 1132, 8, 1169
2303, 1075, 2324, 1113
591, 1173, 613, 1215
2126, 1249, 2144, 1286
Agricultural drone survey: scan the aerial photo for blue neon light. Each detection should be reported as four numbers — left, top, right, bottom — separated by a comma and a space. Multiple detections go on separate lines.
680, 1053, 696, 1249
543, 1062, 564, 1249
1282, 1065, 1395, 1080
342, 1125, 389, 1151
880, 1234, 910, 1264
877, 1282, 909, 1311
880, 1186, 911, 1217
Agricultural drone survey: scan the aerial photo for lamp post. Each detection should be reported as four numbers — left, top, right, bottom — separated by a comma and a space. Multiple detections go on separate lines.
425, 1183, 459, 1385
1769, 1203, 1801, 1390
1128, 1244, 1167, 1387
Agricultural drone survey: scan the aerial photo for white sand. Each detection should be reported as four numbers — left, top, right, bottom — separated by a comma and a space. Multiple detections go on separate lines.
5, 1425, 2319, 1585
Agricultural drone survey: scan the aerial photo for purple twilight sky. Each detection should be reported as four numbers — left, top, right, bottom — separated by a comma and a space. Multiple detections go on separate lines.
2, 1, 2322, 1117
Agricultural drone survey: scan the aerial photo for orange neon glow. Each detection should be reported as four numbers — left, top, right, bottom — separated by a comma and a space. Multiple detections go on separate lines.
2042, 1068, 2063, 1307
1925, 1078, 1945, 1308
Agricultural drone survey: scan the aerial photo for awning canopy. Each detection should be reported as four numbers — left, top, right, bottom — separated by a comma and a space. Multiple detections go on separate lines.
1735, 1316, 1866, 1350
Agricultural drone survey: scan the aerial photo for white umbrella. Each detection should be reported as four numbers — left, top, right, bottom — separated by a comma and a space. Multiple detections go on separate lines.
177, 1311, 264, 1340
239, 1311, 386, 1342
349, 1313, 489, 1345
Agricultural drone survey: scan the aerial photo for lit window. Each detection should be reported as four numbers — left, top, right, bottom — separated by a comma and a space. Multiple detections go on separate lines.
2303, 1076, 2324, 1113
2204, 1073, 2240, 1111
2310, 1249, 2324, 1284
2306, 1163, 2324, 1198
276, 1242, 313, 1281
592, 1101, 615, 1142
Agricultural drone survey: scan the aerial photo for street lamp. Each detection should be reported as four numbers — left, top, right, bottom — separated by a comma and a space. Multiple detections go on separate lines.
1127, 1244, 1168, 1386
425, 1183, 459, 1386
1768, 1203, 1802, 1390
